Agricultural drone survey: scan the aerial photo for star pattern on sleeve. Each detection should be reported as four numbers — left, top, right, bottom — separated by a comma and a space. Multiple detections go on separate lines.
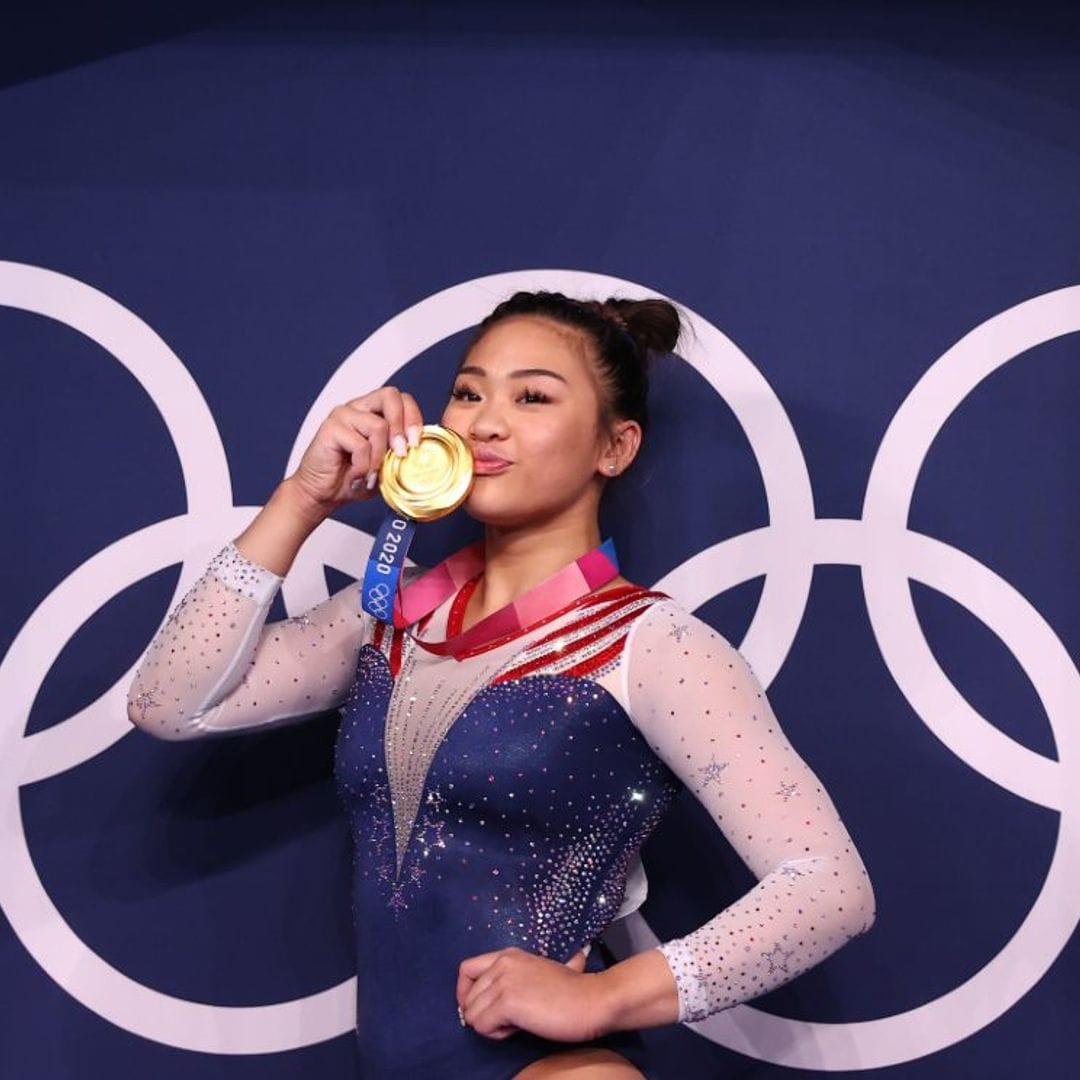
763, 941, 796, 975
132, 686, 163, 723
696, 754, 729, 789
623, 599, 877, 1024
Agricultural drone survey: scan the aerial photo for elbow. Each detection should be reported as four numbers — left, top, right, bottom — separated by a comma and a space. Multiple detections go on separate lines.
126, 685, 208, 742
802, 847, 877, 941
127, 684, 159, 737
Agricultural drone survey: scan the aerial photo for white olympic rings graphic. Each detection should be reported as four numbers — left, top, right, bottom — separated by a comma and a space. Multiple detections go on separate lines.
1, 260, 1077, 1068
365, 581, 393, 620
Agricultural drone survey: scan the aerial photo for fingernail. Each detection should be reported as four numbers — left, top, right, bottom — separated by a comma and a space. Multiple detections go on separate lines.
351, 477, 365, 492
366, 470, 379, 489
457, 1005, 466, 1027
582, 942, 592, 956
406, 424, 421, 448
392, 434, 408, 457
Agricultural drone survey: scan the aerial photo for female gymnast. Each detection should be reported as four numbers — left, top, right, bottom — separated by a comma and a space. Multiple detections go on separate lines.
127, 290, 876, 1079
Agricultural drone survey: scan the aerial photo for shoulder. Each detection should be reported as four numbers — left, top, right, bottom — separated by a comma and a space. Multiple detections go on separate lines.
619, 602, 767, 730
621, 595, 744, 665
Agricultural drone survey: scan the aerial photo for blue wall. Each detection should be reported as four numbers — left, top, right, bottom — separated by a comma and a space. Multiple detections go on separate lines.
2, 3, 1078, 1077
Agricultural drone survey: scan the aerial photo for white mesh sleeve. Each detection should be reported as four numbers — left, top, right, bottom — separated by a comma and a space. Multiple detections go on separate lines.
126, 541, 375, 740
623, 599, 876, 1023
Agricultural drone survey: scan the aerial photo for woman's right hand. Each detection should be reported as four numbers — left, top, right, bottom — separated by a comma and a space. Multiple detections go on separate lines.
289, 387, 425, 516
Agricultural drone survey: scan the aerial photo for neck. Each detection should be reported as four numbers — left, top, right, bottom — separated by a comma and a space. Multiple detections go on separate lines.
472, 516, 603, 618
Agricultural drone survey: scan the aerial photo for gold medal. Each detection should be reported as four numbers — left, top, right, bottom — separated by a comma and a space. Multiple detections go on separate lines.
379, 424, 474, 522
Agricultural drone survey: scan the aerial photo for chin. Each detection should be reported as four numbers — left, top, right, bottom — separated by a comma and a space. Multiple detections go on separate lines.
462, 503, 521, 528
463, 490, 546, 529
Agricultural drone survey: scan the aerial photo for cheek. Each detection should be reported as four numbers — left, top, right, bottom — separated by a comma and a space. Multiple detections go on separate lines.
440, 402, 470, 439
522, 416, 595, 474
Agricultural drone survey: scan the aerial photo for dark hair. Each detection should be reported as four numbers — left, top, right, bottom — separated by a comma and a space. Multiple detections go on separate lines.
463, 290, 682, 438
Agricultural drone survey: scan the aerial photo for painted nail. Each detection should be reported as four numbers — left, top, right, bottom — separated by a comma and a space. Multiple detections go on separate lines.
406, 424, 421, 448
366, 470, 378, 489
392, 434, 408, 457
351, 477, 365, 492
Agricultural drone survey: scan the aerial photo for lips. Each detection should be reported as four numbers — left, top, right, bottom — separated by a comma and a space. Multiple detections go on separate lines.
473, 457, 511, 475
471, 447, 512, 474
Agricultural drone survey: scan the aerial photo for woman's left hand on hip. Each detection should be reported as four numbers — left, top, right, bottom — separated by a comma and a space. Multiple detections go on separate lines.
456, 944, 608, 1042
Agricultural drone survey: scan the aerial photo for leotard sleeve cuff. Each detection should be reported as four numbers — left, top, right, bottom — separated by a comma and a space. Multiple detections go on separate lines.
654, 940, 716, 1025
208, 541, 283, 605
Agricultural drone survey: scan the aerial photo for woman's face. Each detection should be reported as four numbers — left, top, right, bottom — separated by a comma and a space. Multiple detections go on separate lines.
440, 315, 611, 528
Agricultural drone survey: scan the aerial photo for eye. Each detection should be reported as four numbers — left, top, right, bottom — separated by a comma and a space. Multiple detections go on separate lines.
449, 382, 479, 401
448, 382, 551, 404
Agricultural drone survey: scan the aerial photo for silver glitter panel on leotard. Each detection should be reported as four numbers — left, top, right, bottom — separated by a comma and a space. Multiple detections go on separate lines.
382, 628, 518, 877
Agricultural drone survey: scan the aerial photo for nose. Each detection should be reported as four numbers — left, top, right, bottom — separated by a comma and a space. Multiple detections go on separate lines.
466, 395, 510, 441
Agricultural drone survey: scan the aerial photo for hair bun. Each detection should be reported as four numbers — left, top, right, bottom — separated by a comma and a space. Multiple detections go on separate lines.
599, 297, 682, 362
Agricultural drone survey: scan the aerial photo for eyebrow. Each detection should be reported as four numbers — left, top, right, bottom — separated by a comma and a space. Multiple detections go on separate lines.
456, 364, 569, 385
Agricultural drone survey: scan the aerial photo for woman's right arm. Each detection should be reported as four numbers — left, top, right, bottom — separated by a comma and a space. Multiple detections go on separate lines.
126, 387, 426, 741
125, 524, 370, 741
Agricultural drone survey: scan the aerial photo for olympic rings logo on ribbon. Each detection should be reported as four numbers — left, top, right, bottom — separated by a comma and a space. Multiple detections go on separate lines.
0, 260, 1077, 1068
365, 581, 393, 620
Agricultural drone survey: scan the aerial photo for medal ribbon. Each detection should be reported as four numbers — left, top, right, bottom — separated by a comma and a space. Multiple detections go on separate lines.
361, 512, 419, 623
395, 534, 619, 658
362, 511, 619, 659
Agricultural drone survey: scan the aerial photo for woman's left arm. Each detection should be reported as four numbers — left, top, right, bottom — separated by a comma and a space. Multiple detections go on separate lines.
595, 599, 877, 1031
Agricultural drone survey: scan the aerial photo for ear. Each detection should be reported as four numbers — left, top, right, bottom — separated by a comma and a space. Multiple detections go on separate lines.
600, 418, 642, 476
